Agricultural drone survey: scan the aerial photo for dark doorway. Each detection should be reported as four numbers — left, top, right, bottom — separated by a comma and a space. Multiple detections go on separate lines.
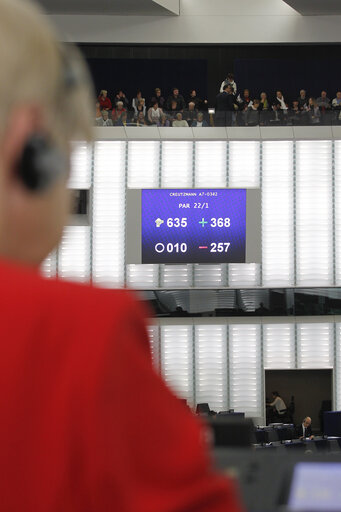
265, 369, 332, 433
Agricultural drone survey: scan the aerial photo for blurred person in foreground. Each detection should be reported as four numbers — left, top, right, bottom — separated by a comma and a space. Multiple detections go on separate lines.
0, 1, 244, 511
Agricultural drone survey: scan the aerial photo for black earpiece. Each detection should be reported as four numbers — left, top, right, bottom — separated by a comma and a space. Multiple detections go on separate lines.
16, 134, 68, 193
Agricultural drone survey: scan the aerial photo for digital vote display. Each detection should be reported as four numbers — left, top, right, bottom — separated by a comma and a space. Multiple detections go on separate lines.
125, 188, 261, 266
141, 189, 246, 264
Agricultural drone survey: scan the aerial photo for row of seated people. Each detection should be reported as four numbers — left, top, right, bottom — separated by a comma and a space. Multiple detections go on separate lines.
97, 84, 341, 127
95, 104, 208, 127
215, 87, 341, 126
97, 87, 208, 113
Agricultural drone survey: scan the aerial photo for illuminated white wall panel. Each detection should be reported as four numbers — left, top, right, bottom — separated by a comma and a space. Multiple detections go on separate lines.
127, 140, 160, 188
228, 264, 260, 287
126, 264, 159, 288
58, 226, 90, 283
296, 141, 333, 286
195, 141, 227, 187
336, 323, 341, 410
92, 141, 125, 287
160, 264, 193, 288
297, 323, 333, 369
195, 325, 228, 411
263, 324, 295, 369
68, 141, 91, 189
262, 141, 294, 286
335, 141, 341, 286
161, 141, 193, 187
228, 141, 260, 188
229, 324, 262, 417
161, 325, 194, 405
194, 264, 226, 287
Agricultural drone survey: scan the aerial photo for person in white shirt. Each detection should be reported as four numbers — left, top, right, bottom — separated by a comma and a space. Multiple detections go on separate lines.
172, 112, 189, 127
96, 110, 113, 127
148, 102, 163, 125
274, 91, 288, 112
219, 73, 237, 94
268, 391, 287, 417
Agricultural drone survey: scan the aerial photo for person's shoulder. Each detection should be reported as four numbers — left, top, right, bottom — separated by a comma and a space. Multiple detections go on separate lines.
0, 260, 144, 323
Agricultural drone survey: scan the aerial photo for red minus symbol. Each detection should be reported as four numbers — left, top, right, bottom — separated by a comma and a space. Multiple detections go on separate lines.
199, 246, 208, 249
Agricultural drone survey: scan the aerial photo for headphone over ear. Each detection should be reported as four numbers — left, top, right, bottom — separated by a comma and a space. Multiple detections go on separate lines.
15, 46, 83, 193
16, 134, 68, 193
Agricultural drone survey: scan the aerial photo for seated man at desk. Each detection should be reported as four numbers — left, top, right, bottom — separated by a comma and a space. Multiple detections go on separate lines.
296, 416, 314, 440
267, 391, 287, 422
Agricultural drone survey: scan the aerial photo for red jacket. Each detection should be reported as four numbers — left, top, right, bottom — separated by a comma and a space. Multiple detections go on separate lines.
0, 260, 243, 512
98, 95, 112, 110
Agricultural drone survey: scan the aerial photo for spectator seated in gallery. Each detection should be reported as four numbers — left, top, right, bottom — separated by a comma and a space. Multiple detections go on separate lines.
192, 112, 208, 127
317, 90, 332, 124
188, 89, 208, 110
166, 87, 186, 111
114, 90, 129, 109
112, 101, 127, 123
297, 89, 308, 111
96, 109, 113, 126
159, 113, 171, 127
237, 88, 253, 125
317, 90, 331, 111
132, 90, 146, 114
273, 90, 288, 122
259, 92, 270, 125
183, 101, 198, 126
219, 72, 237, 94
332, 91, 341, 123
115, 111, 129, 126
172, 112, 189, 127
133, 101, 146, 121
149, 87, 165, 108
168, 100, 180, 122
307, 97, 321, 124
148, 102, 163, 125
98, 89, 112, 111
246, 99, 260, 126
136, 111, 148, 126
269, 104, 282, 125
289, 100, 302, 125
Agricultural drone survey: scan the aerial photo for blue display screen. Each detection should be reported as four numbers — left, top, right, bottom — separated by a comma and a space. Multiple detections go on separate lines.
141, 189, 246, 264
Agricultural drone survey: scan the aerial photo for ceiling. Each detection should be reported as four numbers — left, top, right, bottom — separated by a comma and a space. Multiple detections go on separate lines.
283, 0, 341, 15
36, 0, 178, 15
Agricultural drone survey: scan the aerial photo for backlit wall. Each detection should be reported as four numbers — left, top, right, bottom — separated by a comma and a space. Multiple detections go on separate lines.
148, 317, 341, 423
43, 128, 341, 421
45, 130, 341, 290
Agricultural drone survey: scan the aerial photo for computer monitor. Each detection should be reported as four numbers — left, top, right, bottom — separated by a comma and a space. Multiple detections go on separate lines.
209, 417, 253, 447
324, 411, 341, 437
288, 462, 341, 510
196, 403, 210, 415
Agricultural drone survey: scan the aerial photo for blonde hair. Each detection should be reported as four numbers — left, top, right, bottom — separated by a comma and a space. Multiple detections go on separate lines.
0, 0, 94, 148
